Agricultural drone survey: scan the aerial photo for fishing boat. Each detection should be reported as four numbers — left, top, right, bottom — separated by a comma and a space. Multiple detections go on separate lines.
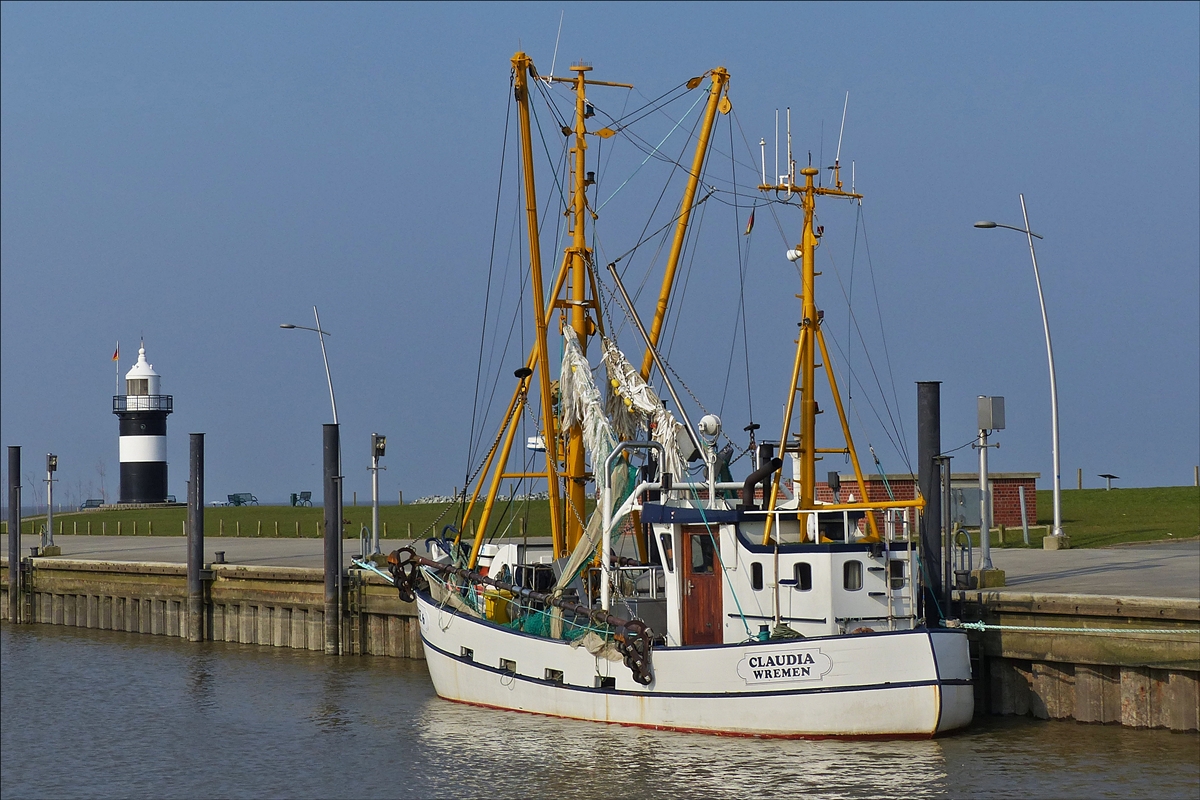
387, 53, 974, 737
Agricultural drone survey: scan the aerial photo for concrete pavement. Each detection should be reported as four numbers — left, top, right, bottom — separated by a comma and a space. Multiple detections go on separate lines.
14, 533, 1199, 599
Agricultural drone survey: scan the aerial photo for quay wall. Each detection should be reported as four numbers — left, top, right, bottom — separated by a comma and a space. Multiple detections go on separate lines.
958, 590, 1199, 732
0, 557, 422, 659
3, 559, 1197, 732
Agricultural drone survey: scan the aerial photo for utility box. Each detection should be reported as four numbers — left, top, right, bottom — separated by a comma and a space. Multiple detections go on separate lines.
978, 396, 1005, 431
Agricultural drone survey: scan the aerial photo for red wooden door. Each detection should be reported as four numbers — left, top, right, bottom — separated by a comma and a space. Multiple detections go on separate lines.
681, 526, 721, 645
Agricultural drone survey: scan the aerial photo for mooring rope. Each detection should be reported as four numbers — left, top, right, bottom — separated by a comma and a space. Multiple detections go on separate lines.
954, 620, 1199, 636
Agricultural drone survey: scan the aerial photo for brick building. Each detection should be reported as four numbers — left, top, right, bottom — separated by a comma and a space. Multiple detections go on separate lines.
803, 472, 1038, 529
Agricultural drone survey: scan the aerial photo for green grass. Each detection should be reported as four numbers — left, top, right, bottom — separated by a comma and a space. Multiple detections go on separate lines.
1033, 486, 1199, 547
955, 486, 1199, 550
7, 487, 1195, 549
4, 498, 588, 542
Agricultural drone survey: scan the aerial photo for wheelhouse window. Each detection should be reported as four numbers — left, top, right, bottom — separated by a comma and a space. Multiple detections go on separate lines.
889, 560, 905, 590
843, 560, 863, 591
689, 534, 715, 574
751, 562, 764, 591
794, 562, 812, 591
658, 533, 674, 572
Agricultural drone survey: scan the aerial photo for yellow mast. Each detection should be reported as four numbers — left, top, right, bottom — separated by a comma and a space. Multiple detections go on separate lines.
544, 62, 633, 554
466, 53, 566, 568
466, 56, 631, 566
757, 165, 914, 544
639, 69, 730, 381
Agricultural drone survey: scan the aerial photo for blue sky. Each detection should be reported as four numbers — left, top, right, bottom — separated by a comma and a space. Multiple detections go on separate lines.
2, 2, 1197, 507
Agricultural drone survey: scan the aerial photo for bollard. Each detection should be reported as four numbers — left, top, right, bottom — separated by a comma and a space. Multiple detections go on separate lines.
257, 520, 261, 537
148, 520, 152, 536
220, 519, 224, 536
295, 521, 300, 537
187, 433, 205, 642
134, 520, 138, 536
917, 382, 942, 627
323, 423, 341, 655
118, 521, 122, 535
236, 520, 241, 536
274, 521, 279, 538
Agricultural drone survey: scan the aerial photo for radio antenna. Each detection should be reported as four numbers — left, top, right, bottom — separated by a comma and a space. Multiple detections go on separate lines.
547, 10, 564, 83
832, 91, 848, 189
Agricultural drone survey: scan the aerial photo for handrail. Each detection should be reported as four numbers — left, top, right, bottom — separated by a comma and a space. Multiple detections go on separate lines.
602, 442, 662, 611
113, 395, 173, 412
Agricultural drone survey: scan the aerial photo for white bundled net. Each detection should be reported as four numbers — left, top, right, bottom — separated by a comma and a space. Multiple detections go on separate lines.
559, 328, 618, 488
600, 335, 684, 480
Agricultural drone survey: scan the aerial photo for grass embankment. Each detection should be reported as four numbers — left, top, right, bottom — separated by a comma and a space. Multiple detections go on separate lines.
955, 486, 1199, 550
4, 498, 591, 542
6, 488, 1194, 549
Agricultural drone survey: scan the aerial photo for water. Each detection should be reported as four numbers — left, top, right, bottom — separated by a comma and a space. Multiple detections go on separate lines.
2, 625, 1197, 800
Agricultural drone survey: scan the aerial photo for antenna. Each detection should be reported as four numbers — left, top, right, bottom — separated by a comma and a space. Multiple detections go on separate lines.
786, 107, 793, 184
832, 91, 848, 189
760, 138, 766, 185
851, 160, 856, 194
547, 10, 564, 83
774, 109, 779, 186
834, 91, 849, 166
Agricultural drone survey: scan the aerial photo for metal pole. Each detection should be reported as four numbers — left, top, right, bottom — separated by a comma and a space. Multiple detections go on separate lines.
44, 456, 54, 551
979, 428, 993, 569
187, 433, 205, 641
934, 455, 953, 618
1018, 485, 1030, 546
916, 382, 942, 627
371, 452, 380, 555
7, 447, 20, 623
323, 424, 340, 655
1019, 194, 1062, 539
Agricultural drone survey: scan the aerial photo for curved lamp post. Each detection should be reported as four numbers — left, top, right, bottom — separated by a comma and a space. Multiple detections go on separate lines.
280, 306, 338, 424
974, 194, 1063, 540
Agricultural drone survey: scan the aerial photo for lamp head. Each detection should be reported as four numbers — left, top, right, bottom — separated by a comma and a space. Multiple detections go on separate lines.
973, 221, 997, 229
279, 324, 296, 329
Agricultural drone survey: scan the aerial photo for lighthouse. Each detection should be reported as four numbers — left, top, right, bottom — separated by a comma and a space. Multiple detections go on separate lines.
113, 343, 173, 503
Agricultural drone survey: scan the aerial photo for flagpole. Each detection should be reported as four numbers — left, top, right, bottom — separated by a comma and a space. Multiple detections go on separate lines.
114, 341, 120, 395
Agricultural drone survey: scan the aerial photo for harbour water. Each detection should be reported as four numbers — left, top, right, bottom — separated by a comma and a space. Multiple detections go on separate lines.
2, 625, 1197, 799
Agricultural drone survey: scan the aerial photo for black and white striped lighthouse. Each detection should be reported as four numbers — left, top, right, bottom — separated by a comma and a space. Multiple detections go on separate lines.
113, 343, 173, 503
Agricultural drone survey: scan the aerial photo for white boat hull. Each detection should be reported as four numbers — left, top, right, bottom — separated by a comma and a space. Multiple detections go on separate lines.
416, 591, 974, 737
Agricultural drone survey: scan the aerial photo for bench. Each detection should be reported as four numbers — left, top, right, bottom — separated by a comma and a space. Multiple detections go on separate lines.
290, 491, 313, 507
80, 499, 103, 510
227, 493, 258, 506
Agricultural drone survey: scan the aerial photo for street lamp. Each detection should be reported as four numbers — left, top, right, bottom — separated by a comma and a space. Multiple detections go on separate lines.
974, 194, 1064, 541
281, 305, 344, 652
280, 306, 338, 424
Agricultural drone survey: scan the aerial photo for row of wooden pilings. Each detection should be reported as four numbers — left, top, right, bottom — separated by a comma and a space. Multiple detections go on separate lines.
6, 430, 353, 654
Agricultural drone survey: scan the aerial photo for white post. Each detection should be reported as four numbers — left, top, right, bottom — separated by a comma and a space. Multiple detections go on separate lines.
1018, 485, 1030, 545
601, 468, 613, 612
371, 451, 380, 555
44, 459, 54, 550
978, 429, 992, 569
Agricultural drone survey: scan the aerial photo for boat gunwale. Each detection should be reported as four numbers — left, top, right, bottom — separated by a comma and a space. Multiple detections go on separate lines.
414, 587, 968, 653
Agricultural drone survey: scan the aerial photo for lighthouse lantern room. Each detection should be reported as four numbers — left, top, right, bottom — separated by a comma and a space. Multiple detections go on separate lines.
113, 343, 173, 503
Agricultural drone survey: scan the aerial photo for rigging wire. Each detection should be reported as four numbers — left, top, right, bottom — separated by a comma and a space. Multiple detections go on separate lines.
465, 74, 515, 489
860, 206, 910, 451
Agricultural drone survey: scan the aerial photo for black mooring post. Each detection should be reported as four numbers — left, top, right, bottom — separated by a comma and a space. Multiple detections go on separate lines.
187, 433, 205, 642
917, 382, 943, 627
7, 446, 20, 623
323, 424, 340, 655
